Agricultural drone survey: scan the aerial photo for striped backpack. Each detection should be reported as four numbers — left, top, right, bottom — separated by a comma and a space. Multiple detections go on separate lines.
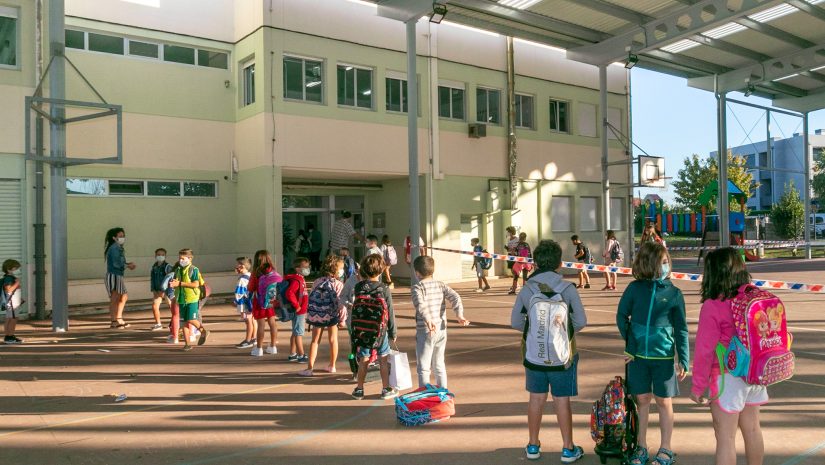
306, 277, 340, 327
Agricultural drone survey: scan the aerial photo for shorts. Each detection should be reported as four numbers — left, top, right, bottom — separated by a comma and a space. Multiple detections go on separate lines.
253, 307, 275, 320
525, 353, 579, 396
236, 304, 252, 315
357, 335, 391, 359
105, 273, 127, 297
291, 314, 307, 336
513, 263, 533, 276
153, 291, 171, 301
179, 302, 199, 322
4, 305, 17, 319
627, 357, 680, 398
710, 373, 769, 413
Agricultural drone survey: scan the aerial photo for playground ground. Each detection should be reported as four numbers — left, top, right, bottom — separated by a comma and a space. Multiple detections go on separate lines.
1, 258, 824, 465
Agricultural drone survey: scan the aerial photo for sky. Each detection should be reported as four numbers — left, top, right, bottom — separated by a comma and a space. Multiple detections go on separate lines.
630, 68, 825, 203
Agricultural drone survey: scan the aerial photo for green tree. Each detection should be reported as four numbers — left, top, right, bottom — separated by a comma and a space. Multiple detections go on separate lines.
671, 152, 757, 212
812, 147, 825, 203
770, 182, 805, 240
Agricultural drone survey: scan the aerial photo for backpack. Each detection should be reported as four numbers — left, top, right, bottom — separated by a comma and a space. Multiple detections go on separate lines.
177, 266, 209, 302
0, 280, 13, 311
299, 237, 311, 255
306, 278, 341, 327
609, 241, 624, 263
384, 245, 398, 266
275, 276, 304, 322
395, 384, 456, 427
480, 250, 493, 270
590, 376, 639, 453
516, 242, 531, 258
521, 282, 574, 371
350, 284, 390, 349
255, 271, 283, 310
721, 284, 794, 386
343, 256, 357, 280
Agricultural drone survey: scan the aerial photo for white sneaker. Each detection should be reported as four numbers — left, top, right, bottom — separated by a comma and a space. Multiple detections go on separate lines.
166, 335, 179, 344
250, 348, 264, 357
475, 288, 484, 293
265, 346, 277, 355
150, 323, 164, 331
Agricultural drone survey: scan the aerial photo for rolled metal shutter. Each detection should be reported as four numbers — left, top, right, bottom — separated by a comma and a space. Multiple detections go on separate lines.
0, 180, 23, 261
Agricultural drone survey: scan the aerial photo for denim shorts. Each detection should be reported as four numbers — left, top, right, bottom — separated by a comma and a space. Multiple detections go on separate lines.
525, 353, 579, 397
626, 357, 680, 398
291, 314, 306, 336
356, 335, 391, 359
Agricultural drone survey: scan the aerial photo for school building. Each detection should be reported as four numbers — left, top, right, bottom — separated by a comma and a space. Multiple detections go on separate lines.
0, 0, 631, 313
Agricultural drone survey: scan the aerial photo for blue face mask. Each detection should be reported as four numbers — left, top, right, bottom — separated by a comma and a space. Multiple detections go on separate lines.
659, 262, 670, 280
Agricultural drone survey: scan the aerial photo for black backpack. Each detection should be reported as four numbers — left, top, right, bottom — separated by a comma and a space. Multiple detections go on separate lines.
350, 284, 389, 349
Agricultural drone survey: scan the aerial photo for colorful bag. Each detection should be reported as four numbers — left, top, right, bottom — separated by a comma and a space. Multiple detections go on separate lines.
590, 376, 638, 456
395, 384, 455, 426
255, 271, 283, 310
275, 276, 303, 322
722, 284, 794, 386
350, 284, 389, 349
306, 277, 340, 327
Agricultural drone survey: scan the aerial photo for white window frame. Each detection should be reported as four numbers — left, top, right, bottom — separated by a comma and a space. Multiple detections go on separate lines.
0, 6, 20, 70
514, 93, 535, 129
283, 54, 325, 104
438, 80, 466, 121
337, 62, 374, 110
549, 98, 571, 134
476, 86, 501, 125
196, 47, 230, 70
66, 179, 218, 198
126, 37, 161, 61
385, 70, 409, 114
241, 59, 255, 107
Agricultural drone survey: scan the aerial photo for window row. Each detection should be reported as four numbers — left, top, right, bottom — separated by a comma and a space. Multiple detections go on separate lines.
0, 6, 17, 68
67, 179, 218, 198
65, 29, 229, 69
550, 196, 625, 232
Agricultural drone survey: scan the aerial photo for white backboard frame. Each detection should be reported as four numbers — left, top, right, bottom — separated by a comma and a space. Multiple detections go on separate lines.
638, 155, 665, 188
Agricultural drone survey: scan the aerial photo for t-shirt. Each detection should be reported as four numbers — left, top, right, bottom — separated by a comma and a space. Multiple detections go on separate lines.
175, 265, 205, 305
506, 236, 519, 255
366, 246, 382, 256
2, 274, 21, 310
234, 273, 251, 312
331, 219, 356, 251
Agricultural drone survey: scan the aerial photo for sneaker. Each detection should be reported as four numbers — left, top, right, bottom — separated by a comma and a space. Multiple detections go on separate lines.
249, 338, 257, 347
584, 283, 591, 289
297, 369, 314, 377
483, 285, 491, 291
197, 329, 209, 346
525, 444, 541, 460
250, 348, 264, 357
166, 335, 179, 344
183, 345, 193, 352
297, 354, 309, 363
475, 288, 484, 293
265, 346, 277, 355
12, 336, 23, 344
4, 336, 21, 345
380, 387, 397, 400
560, 445, 584, 464
236, 340, 252, 349
352, 387, 365, 400
507, 288, 517, 295
150, 323, 164, 331
323, 365, 337, 373
287, 353, 300, 362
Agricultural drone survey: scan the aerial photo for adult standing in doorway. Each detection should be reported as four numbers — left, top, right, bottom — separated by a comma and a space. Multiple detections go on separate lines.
104, 227, 136, 329
330, 211, 364, 255
307, 223, 322, 272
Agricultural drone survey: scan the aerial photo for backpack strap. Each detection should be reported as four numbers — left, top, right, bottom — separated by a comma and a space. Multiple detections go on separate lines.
707, 343, 728, 401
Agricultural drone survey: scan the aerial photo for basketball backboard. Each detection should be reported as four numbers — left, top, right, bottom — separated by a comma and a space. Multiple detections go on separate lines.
638, 155, 665, 188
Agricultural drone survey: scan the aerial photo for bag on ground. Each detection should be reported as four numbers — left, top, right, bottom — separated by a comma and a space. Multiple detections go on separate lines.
388, 350, 413, 391
521, 283, 573, 371
590, 375, 638, 460
306, 278, 340, 327
350, 285, 389, 349
395, 384, 456, 426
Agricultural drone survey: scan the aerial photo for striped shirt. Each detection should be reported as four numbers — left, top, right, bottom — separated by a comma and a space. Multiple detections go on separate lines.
411, 278, 464, 331
330, 219, 355, 251
234, 273, 251, 312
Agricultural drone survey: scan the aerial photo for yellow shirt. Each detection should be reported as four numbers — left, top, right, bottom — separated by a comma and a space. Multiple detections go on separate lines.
175, 265, 205, 304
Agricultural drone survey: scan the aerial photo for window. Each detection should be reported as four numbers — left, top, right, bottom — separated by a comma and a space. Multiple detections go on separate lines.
610, 197, 625, 230
514, 94, 534, 129
109, 180, 144, 195
476, 88, 501, 124
65, 29, 85, 50
198, 49, 228, 69
385, 76, 408, 113
551, 196, 572, 232
184, 182, 217, 197
549, 99, 569, 133
128, 40, 158, 59
438, 84, 465, 120
759, 151, 768, 167
283, 56, 323, 103
242, 61, 255, 106
580, 197, 599, 231
88, 32, 124, 55
337, 64, 373, 109
66, 179, 217, 197
164, 44, 195, 64
0, 7, 16, 67
578, 102, 598, 137
66, 178, 106, 195
147, 181, 181, 197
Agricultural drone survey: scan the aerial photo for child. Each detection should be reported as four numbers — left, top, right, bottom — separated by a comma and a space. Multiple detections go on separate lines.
380, 235, 396, 288
602, 229, 620, 291
351, 253, 398, 400
511, 240, 586, 463
365, 234, 382, 256
2, 259, 24, 344
149, 248, 172, 331
691, 247, 766, 465
616, 242, 688, 465
248, 249, 281, 357
298, 254, 346, 376
163, 263, 181, 344
641, 223, 666, 248
470, 238, 491, 293
509, 232, 533, 295
570, 235, 591, 289
285, 257, 310, 363
339, 247, 357, 281
168, 249, 210, 351
234, 257, 257, 349
411, 255, 469, 388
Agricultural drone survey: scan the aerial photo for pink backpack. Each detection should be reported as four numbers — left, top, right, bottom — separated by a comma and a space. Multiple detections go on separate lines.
721, 284, 794, 386
255, 271, 283, 309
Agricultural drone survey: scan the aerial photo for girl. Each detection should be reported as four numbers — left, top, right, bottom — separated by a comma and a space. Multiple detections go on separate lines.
248, 249, 281, 357
616, 242, 689, 465
298, 254, 345, 376
691, 248, 766, 465
504, 226, 518, 277
602, 229, 620, 291
641, 224, 666, 248
380, 235, 395, 288
2, 259, 24, 344
508, 232, 532, 295
104, 227, 136, 329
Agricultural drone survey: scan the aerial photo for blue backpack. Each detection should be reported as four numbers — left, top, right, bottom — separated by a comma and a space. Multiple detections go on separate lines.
275, 276, 304, 322
474, 246, 493, 270
306, 278, 340, 327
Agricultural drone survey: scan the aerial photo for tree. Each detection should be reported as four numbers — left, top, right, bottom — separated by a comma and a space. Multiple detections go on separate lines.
812, 147, 825, 203
770, 182, 805, 240
671, 152, 757, 212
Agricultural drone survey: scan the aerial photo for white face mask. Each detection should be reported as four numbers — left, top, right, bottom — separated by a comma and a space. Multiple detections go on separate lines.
659, 262, 670, 280
301, 267, 311, 277
337, 268, 345, 279
11, 268, 21, 276
179, 258, 191, 267
156, 255, 166, 263
116, 237, 126, 245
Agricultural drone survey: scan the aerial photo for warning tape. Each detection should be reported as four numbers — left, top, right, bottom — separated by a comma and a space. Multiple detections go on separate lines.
427, 246, 825, 293
661, 243, 802, 252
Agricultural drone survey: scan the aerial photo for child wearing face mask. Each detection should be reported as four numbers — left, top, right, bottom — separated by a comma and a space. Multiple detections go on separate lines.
284, 257, 311, 363
149, 248, 173, 332
233, 257, 257, 349
298, 254, 346, 377
168, 249, 210, 351
2, 259, 24, 344
616, 242, 689, 465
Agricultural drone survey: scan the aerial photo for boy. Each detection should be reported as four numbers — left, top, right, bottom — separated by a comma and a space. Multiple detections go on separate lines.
351, 254, 397, 400
365, 234, 382, 256
168, 249, 210, 351
470, 238, 491, 293
149, 248, 172, 331
234, 257, 257, 349
570, 235, 591, 289
339, 247, 357, 281
284, 257, 310, 363
511, 240, 587, 463
2, 259, 24, 344
411, 256, 469, 388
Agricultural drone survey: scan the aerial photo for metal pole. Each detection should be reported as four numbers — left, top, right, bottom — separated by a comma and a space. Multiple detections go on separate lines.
34, 0, 47, 320
626, 68, 634, 261
803, 112, 811, 259
406, 19, 421, 285
766, 108, 771, 212
600, 65, 610, 232
49, 0, 68, 332
506, 36, 517, 211
716, 76, 730, 246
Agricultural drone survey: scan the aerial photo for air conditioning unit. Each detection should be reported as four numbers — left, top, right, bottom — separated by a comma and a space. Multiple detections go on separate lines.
468, 123, 487, 139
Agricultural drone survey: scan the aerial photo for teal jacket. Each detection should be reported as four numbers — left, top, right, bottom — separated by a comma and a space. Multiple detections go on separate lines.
616, 279, 689, 370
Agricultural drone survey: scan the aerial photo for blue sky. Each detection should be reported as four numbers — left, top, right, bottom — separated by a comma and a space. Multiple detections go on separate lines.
630, 68, 825, 203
